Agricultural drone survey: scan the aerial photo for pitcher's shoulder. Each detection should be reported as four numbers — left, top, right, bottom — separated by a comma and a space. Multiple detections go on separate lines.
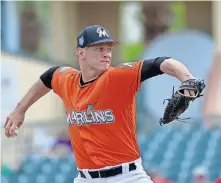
57, 66, 79, 74
53, 66, 80, 79
108, 61, 143, 75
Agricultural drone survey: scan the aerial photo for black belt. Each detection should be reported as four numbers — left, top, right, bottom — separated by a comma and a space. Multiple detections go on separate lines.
79, 162, 137, 178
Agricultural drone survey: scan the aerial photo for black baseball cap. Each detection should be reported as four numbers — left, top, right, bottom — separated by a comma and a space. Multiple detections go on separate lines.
77, 25, 120, 48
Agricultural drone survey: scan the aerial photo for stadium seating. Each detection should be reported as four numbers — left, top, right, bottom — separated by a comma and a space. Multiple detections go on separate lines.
3, 123, 221, 183
5, 155, 77, 183
140, 123, 221, 183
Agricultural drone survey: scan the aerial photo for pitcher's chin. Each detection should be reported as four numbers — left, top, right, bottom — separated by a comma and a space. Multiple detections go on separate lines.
102, 63, 110, 71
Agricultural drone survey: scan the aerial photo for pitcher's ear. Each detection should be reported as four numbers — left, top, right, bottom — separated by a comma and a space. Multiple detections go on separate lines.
76, 48, 85, 59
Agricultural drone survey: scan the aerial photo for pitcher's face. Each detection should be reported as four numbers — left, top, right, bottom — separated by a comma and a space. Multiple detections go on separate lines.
84, 43, 113, 72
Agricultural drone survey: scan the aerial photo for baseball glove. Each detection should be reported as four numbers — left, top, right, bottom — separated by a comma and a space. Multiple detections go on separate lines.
159, 78, 206, 125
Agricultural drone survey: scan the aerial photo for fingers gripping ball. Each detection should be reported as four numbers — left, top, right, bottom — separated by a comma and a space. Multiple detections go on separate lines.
14, 127, 19, 136
159, 78, 206, 125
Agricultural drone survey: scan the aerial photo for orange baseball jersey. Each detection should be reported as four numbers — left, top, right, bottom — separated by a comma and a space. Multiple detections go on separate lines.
51, 60, 143, 169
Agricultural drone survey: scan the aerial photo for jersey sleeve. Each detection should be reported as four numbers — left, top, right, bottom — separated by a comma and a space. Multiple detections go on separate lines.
51, 66, 78, 98
109, 60, 144, 94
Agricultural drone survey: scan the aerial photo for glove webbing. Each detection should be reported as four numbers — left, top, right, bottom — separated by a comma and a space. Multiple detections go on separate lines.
160, 86, 192, 126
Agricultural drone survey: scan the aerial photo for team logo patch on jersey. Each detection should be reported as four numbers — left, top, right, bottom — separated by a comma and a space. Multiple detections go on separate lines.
118, 62, 134, 69
59, 66, 71, 72
66, 103, 115, 126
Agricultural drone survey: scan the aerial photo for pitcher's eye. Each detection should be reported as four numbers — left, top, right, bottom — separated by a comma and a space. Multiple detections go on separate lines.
96, 48, 103, 52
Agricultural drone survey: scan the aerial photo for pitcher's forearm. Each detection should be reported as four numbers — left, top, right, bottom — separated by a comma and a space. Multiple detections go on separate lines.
15, 79, 51, 113
160, 58, 195, 81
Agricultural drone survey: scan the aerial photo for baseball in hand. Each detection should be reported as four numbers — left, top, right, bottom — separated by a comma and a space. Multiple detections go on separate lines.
14, 127, 19, 136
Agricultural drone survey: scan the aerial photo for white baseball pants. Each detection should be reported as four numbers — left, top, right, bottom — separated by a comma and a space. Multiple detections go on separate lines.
74, 158, 153, 183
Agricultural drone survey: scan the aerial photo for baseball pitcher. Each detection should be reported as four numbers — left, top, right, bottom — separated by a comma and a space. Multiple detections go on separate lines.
4, 25, 205, 183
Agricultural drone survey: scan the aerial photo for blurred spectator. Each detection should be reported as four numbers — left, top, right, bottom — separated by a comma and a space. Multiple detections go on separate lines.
50, 128, 73, 157
215, 178, 221, 183
51, 138, 73, 157
145, 169, 174, 183
33, 126, 72, 157
192, 166, 210, 183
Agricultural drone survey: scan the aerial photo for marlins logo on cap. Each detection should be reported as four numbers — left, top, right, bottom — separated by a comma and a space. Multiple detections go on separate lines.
77, 25, 120, 48
97, 27, 109, 37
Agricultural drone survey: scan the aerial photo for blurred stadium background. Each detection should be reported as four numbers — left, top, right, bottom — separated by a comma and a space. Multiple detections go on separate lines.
1, 1, 221, 183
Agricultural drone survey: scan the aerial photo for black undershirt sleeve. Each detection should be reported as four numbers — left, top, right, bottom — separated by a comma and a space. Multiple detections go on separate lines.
39, 66, 59, 89
141, 57, 171, 82
39, 58, 170, 88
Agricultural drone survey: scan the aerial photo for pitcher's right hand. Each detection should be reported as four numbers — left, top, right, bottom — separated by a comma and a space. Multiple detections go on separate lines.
4, 110, 25, 138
